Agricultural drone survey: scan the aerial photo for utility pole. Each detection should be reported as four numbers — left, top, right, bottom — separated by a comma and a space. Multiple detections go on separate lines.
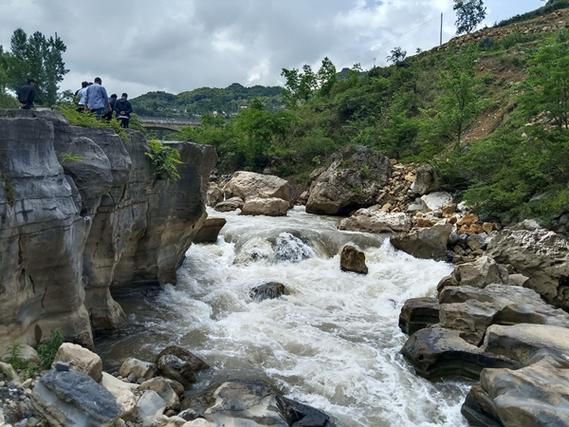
440, 13, 443, 46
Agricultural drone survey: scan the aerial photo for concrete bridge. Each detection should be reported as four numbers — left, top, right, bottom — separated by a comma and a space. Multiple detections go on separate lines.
139, 117, 201, 132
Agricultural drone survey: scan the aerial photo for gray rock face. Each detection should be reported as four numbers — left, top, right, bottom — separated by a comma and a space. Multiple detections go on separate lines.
0, 110, 216, 348
488, 220, 569, 310
31, 369, 121, 427
399, 298, 440, 335
306, 145, 392, 216
390, 223, 452, 261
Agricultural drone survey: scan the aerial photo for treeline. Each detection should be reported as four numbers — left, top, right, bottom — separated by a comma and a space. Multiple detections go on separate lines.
0, 29, 68, 106
182, 27, 569, 229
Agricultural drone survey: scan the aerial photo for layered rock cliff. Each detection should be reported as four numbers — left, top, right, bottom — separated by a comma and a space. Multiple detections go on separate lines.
0, 110, 216, 350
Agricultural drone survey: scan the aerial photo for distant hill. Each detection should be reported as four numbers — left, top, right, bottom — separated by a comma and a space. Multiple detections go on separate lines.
132, 83, 283, 118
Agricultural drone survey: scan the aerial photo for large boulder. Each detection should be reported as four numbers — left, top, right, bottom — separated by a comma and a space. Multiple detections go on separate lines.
225, 171, 292, 204
31, 368, 121, 426
462, 354, 569, 427
452, 256, 509, 289
401, 326, 518, 379
53, 343, 103, 382
488, 220, 569, 310
240, 197, 290, 216
399, 297, 440, 335
306, 145, 392, 216
340, 245, 368, 275
101, 372, 138, 419
390, 224, 452, 261
410, 164, 438, 196
338, 208, 412, 233
193, 218, 226, 244
156, 346, 209, 387
420, 192, 453, 212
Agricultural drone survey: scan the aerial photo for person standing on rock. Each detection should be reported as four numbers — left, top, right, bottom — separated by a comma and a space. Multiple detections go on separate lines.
104, 93, 118, 120
85, 77, 110, 119
75, 81, 89, 112
16, 78, 36, 109
114, 93, 133, 128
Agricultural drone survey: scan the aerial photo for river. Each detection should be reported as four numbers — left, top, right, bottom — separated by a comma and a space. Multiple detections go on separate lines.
97, 207, 469, 426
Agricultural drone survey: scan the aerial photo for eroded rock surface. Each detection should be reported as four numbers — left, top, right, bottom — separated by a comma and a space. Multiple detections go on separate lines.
225, 171, 293, 204
390, 223, 452, 261
339, 208, 412, 233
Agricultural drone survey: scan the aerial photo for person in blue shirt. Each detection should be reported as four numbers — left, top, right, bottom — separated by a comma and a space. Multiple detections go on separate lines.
85, 77, 110, 118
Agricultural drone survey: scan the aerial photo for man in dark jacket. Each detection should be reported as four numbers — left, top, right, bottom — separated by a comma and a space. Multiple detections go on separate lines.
105, 94, 118, 120
114, 93, 133, 128
17, 79, 36, 109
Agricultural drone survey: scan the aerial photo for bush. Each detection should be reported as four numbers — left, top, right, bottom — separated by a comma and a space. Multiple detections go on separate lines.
145, 139, 183, 182
4, 330, 63, 378
57, 105, 128, 142
38, 330, 64, 370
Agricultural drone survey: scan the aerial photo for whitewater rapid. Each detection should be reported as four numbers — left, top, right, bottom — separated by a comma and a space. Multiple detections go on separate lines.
100, 207, 469, 426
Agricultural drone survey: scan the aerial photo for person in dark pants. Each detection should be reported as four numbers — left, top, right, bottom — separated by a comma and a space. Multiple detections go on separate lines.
114, 93, 133, 128
104, 94, 118, 120
17, 79, 36, 109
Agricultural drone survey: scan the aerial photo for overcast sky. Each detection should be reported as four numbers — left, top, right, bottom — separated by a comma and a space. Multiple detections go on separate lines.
0, 0, 543, 97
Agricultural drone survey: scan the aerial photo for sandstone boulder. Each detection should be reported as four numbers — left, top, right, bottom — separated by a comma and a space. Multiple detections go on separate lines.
119, 358, 158, 383
390, 224, 452, 261
250, 282, 287, 301
306, 145, 392, 216
452, 256, 509, 289
338, 208, 412, 233
193, 218, 226, 244
101, 372, 138, 419
399, 298, 440, 335
340, 245, 368, 275
225, 171, 292, 203
53, 343, 103, 382
214, 197, 244, 212
410, 164, 438, 195
487, 220, 569, 310
156, 346, 209, 387
240, 197, 290, 216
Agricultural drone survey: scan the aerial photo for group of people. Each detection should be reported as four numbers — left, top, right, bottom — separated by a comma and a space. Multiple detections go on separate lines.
75, 77, 133, 128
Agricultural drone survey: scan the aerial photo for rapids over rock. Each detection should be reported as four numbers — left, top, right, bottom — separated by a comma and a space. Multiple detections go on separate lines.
97, 207, 469, 426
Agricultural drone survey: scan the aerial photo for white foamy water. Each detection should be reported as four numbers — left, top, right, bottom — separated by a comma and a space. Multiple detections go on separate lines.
100, 207, 469, 426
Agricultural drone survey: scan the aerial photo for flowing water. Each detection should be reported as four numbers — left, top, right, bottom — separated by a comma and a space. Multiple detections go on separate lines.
98, 207, 469, 427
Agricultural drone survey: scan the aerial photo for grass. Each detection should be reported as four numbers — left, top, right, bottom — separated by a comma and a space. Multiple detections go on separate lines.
57, 105, 129, 142
4, 330, 64, 379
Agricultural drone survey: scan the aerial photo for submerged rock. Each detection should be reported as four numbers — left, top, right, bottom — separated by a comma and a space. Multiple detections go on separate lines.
31, 369, 121, 426
340, 245, 368, 275
306, 145, 392, 216
156, 346, 209, 387
250, 283, 287, 301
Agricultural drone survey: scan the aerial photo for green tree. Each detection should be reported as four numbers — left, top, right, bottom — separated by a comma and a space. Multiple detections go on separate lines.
281, 57, 337, 107
454, 0, 487, 35
317, 57, 337, 96
386, 47, 407, 65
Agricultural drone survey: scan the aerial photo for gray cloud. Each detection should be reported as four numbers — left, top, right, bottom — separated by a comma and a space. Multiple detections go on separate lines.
0, 0, 543, 97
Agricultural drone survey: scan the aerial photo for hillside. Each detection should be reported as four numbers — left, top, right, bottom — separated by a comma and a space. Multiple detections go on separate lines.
132, 83, 283, 118
182, 3, 569, 235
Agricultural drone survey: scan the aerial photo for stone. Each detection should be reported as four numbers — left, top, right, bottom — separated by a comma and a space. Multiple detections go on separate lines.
0, 110, 217, 348
140, 377, 181, 411
156, 346, 209, 387
192, 218, 226, 244
340, 245, 368, 275
0, 361, 20, 384
31, 369, 121, 427
457, 214, 479, 227
488, 220, 569, 310
306, 145, 392, 216
1, 344, 39, 365
439, 285, 569, 345
276, 395, 336, 427
53, 343, 103, 382
390, 224, 452, 261
462, 354, 569, 427
182, 419, 212, 427
420, 192, 453, 212
250, 282, 287, 301
401, 326, 518, 380
240, 197, 290, 216
225, 171, 293, 203
410, 164, 438, 195
399, 298, 440, 335
119, 358, 158, 383
453, 256, 509, 289
137, 390, 167, 427
214, 197, 244, 212
338, 208, 412, 233
204, 381, 288, 426
206, 185, 224, 207
101, 372, 137, 419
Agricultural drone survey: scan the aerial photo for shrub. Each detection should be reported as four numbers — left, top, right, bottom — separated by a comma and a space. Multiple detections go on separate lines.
145, 139, 183, 182
57, 105, 128, 142
37, 330, 64, 370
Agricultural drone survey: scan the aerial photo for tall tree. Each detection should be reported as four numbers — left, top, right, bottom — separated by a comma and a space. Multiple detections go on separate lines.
453, 0, 487, 35
386, 47, 407, 65
7, 28, 68, 105
282, 57, 337, 107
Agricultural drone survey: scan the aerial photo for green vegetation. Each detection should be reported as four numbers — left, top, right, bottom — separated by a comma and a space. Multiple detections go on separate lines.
145, 139, 183, 182
5, 330, 64, 379
57, 105, 129, 142
0, 28, 68, 106
58, 152, 85, 164
453, 0, 487, 35
132, 83, 283, 118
